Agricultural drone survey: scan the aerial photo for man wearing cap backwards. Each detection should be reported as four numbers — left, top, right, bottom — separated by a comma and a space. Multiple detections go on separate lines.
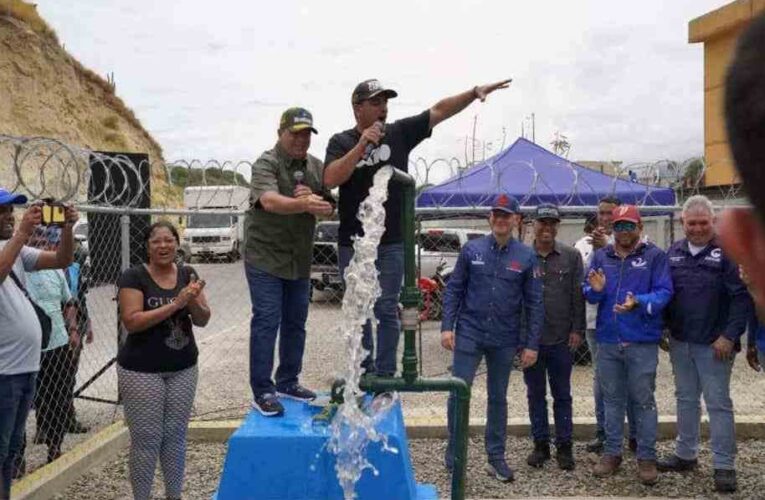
324, 77, 511, 377
244, 108, 335, 417
440, 194, 543, 483
584, 204, 673, 485
524, 203, 585, 471
658, 195, 749, 493
0, 190, 77, 499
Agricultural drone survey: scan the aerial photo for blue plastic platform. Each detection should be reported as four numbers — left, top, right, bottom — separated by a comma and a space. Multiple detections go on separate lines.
213, 398, 437, 499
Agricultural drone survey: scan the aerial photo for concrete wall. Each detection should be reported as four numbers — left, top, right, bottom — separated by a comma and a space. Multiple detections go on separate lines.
689, 0, 765, 187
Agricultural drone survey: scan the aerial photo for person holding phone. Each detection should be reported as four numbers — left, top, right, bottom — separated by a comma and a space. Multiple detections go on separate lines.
0, 190, 77, 499
25, 226, 78, 464
117, 221, 210, 500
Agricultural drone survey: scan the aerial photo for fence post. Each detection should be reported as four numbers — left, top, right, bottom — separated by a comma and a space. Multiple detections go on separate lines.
120, 214, 131, 271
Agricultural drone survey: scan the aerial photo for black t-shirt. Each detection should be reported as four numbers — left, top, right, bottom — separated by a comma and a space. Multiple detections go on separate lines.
325, 110, 432, 247
117, 264, 199, 373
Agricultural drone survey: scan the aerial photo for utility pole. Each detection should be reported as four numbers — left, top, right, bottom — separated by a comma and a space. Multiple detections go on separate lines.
531, 113, 536, 143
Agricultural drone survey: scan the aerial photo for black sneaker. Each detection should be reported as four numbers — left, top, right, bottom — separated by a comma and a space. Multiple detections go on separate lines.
253, 393, 285, 417
277, 384, 317, 402
713, 469, 737, 493
485, 459, 515, 483
527, 440, 551, 468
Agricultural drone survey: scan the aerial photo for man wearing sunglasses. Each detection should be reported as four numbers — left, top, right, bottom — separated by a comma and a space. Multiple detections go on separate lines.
584, 205, 673, 486
324, 78, 510, 377
579, 197, 639, 454
658, 195, 748, 493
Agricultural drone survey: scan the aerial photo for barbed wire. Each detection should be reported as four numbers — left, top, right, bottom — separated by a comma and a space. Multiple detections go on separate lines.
0, 134, 748, 212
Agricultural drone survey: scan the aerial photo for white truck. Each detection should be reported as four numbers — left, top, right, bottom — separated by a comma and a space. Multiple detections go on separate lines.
182, 185, 250, 262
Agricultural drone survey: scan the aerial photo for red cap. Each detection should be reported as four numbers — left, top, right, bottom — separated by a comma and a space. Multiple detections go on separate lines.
612, 204, 641, 224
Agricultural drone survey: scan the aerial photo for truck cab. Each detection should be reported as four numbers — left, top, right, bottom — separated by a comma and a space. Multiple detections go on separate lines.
182, 186, 249, 262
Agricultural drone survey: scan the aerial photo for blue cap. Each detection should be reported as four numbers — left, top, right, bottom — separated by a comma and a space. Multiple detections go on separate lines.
0, 189, 27, 206
491, 194, 520, 214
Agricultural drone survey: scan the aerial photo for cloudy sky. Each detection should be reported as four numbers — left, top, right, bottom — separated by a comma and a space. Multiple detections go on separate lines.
38, 0, 727, 172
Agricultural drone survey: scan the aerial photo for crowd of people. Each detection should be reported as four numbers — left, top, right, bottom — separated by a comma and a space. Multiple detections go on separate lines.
1, 10, 765, 500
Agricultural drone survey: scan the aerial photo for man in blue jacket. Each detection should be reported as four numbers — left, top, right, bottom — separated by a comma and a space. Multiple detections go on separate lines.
659, 195, 749, 493
441, 194, 543, 483
585, 205, 673, 485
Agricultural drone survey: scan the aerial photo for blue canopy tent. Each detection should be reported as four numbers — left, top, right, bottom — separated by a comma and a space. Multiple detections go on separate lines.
416, 138, 676, 210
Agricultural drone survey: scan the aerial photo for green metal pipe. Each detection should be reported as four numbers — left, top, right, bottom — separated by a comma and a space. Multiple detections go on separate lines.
359, 376, 471, 500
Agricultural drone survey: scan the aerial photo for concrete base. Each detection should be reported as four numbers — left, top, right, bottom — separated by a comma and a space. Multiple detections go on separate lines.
213, 398, 434, 500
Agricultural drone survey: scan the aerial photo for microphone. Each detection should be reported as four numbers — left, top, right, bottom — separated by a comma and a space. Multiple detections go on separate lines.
293, 170, 304, 186
363, 121, 385, 158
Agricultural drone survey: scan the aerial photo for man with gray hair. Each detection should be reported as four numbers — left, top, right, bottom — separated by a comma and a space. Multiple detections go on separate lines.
659, 195, 750, 493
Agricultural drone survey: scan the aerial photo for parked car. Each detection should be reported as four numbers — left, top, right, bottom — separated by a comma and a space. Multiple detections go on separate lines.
416, 227, 488, 281
311, 221, 342, 298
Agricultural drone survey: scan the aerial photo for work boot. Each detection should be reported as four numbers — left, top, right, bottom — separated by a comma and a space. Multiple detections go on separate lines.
556, 442, 575, 471
657, 454, 698, 472
637, 459, 658, 486
526, 440, 551, 468
593, 455, 622, 477
585, 436, 604, 454
713, 469, 737, 493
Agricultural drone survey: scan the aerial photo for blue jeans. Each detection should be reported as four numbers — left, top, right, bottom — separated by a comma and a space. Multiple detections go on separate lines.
446, 337, 515, 463
0, 372, 37, 500
245, 264, 310, 398
587, 330, 636, 440
669, 339, 736, 470
598, 343, 658, 460
338, 243, 404, 377
523, 343, 573, 445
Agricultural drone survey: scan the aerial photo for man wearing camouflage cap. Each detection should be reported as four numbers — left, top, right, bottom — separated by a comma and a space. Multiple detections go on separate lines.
245, 108, 334, 417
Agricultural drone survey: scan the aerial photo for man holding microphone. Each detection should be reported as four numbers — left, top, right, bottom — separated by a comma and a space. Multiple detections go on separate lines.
324, 77, 511, 377
244, 108, 334, 417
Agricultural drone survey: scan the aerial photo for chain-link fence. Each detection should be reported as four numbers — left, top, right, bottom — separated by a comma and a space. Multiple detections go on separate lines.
2, 134, 762, 481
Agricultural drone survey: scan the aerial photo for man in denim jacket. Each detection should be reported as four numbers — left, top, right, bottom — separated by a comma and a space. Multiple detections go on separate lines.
441, 194, 543, 483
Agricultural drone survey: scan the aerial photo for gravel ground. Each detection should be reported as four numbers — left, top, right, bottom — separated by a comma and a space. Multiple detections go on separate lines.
25, 261, 765, 482
58, 438, 765, 499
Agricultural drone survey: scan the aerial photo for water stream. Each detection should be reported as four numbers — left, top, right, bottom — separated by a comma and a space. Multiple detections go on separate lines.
326, 166, 399, 499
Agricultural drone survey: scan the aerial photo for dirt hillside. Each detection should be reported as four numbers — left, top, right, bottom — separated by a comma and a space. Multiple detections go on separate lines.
0, 1, 182, 205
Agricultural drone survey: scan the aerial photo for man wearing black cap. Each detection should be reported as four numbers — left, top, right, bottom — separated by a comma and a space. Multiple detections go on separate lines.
0, 190, 77, 499
440, 194, 543, 482
244, 108, 335, 417
324, 78, 511, 377
524, 203, 585, 471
